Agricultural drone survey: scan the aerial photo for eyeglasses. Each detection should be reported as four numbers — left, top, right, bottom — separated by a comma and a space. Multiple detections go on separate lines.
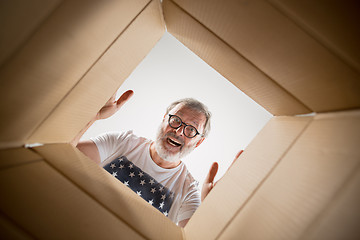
168, 114, 203, 138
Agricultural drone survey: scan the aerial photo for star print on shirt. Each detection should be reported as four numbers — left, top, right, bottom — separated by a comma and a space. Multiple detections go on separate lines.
161, 194, 166, 200
103, 156, 175, 217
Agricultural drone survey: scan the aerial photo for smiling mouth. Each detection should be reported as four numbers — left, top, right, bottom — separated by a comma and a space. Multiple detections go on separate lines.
167, 137, 182, 147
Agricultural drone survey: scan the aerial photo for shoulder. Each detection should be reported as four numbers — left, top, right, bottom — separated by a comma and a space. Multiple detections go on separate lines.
92, 130, 150, 145
94, 130, 134, 141
181, 164, 200, 192
121, 130, 152, 147
92, 130, 152, 164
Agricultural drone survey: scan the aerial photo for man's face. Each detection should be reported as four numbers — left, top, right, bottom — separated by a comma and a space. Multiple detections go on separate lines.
154, 104, 206, 162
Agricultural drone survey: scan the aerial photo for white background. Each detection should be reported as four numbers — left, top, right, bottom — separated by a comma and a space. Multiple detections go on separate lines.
81, 32, 272, 187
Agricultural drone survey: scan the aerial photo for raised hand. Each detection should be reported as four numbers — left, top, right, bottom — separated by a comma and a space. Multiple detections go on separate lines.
201, 162, 219, 202
71, 90, 134, 158
201, 150, 244, 202
96, 90, 134, 120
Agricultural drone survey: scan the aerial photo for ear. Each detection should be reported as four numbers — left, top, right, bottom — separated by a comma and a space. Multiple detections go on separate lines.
195, 137, 205, 148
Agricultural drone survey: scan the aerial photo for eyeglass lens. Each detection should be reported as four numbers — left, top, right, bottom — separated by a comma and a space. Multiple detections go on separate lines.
169, 115, 198, 138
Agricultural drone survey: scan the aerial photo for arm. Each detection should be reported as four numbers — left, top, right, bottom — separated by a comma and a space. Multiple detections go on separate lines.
71, 90, 134, 164
178, 219, 189, 228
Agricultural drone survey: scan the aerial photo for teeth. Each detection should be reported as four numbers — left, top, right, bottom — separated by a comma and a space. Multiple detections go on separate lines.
168, 138, 181, 147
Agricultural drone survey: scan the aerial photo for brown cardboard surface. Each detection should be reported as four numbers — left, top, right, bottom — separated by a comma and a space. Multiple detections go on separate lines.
0, 0, 150, 148
216, 109, 360, 240
0, 0, 359, 239
28, 0, 165, 144
166, 0, 360, 113
0, 211, 33, 240
0, 148, 145, 239
269, 0, 360, 74
163, 0, 310, 116
34, 143, 183, 240
185, 115, 313, 239
0, 147, 42, 170
301, 167, 360, 240
0, 0, 62, 67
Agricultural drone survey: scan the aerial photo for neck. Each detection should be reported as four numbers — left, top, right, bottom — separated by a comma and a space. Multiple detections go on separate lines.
150, 142, 181, 169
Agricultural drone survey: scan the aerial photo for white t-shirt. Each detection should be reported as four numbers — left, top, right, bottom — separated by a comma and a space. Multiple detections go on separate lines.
91, 130, 200, 224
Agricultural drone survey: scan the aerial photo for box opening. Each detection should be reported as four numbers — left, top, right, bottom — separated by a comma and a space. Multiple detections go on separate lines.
81, 32, 272, 186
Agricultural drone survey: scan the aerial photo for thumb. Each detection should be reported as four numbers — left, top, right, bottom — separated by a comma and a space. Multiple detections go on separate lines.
116, 90, 134, 108
229, 150, 244, 169
235, 150, 244, 159
201, 162, 219, 202
205, 162, 219, 184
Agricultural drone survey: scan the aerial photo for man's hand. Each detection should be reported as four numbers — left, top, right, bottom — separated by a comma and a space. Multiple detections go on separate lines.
201, 162, 219, 202
73, 90, 134, 162
96, 90, 134, 120
201, 150, 244, 202
71, 90, 134, 154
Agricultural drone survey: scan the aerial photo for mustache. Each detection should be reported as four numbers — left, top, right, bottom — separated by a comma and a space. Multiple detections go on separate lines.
164, 132, 185, 145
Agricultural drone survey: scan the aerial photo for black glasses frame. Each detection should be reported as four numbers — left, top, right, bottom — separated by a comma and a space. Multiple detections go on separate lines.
168, 114, 203, 138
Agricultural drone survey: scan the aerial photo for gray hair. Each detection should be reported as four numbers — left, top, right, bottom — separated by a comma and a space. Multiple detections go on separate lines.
165, 98, 211, 138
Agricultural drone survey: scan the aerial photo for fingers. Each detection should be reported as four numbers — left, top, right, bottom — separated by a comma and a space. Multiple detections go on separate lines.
116, 90, 134, 108
105, 92, 117, 105
229, 150, 244, 169
201, 162, 218, 202
235, 150, 244, 159
202, 151, 243, 202
205, 162, 218, 184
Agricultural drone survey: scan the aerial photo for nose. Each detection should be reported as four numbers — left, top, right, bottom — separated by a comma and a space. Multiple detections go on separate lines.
174, 125, 184, 136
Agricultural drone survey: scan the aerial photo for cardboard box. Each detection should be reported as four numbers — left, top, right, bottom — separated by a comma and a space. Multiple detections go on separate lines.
1, 0, 359, 239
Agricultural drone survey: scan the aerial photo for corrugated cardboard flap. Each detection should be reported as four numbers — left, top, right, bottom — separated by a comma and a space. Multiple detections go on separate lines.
0, 0, 62, 66
0, 144, 183, 239
34, 143, 183, 240
0, 0, 164, 149
27, 0, 165, 145
164, 0, 360, 115
186, 110, 360, 240
185, 115, 313, 239
163, 0, 310, 116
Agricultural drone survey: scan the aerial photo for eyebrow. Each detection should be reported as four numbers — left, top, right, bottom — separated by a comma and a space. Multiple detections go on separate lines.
176, 114, 199, 128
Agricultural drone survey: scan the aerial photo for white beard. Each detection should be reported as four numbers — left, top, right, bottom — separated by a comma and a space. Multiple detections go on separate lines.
154, 125, 196, 163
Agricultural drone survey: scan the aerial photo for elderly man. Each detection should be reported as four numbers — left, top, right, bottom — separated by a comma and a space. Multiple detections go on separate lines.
71, 90, 219, 227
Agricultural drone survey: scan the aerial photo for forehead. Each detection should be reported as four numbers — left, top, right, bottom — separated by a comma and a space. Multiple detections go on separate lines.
169, 104, 206, 128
